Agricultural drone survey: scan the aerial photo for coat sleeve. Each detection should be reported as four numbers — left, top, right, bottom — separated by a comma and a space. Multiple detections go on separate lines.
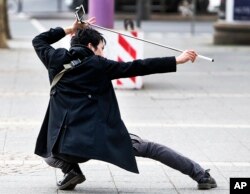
102, 57, 177, 80
32, 27, 66, 69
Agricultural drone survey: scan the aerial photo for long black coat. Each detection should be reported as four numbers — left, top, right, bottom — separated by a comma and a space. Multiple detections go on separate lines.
32, 27, 177, 173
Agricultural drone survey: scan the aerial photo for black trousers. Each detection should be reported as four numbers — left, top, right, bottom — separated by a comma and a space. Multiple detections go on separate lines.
45, 133, 205, 182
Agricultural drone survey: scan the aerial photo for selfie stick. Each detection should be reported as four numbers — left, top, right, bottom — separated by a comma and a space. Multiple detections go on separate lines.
90, 23, 214, 62
75, 6, 214, 62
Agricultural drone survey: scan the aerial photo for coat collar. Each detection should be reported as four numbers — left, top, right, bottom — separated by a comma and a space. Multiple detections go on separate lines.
69, 45, 95, 60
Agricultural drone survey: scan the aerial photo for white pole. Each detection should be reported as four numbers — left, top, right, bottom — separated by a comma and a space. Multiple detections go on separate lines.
226, 0, 234, 22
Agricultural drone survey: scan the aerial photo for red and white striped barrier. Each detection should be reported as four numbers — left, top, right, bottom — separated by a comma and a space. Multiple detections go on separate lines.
102, 30, 144, 89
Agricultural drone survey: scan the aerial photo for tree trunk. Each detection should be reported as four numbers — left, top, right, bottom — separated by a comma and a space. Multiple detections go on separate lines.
4, 0, 11, 39
0, 0, 8, 48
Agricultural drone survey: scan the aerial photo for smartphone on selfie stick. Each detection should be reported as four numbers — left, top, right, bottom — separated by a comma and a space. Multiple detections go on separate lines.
75, 5, 86, 23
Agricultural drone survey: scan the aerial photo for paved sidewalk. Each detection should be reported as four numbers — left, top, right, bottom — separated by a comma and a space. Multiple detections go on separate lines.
1, 17, 250, 194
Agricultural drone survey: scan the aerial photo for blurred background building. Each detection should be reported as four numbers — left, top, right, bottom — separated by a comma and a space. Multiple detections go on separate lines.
7, 0, 223, 16
3, 0, 250, 45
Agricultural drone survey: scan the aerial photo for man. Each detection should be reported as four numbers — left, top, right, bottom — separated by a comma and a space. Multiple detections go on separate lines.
32, 18, 217, 191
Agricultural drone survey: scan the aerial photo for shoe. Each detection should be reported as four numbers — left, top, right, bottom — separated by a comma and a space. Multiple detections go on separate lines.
57, 169, 86, 190
197, 169, 217, 190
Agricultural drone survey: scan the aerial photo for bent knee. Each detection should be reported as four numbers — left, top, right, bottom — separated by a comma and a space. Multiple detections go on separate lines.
132, 139, 150, 157
44, 157, 55, 166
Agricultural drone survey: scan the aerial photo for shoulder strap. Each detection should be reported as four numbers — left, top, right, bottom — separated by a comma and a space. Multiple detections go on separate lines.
50, 59, 81, 89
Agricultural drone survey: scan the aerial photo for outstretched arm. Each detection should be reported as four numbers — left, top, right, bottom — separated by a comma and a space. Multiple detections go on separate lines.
103, 56, 177, 80
103, 49, 198, 80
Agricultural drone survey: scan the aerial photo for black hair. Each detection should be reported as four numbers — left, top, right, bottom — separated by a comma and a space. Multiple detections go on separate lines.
70, 28, 106, 49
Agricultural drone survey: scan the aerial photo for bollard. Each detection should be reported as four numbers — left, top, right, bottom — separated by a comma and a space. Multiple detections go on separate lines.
88, 0, 114, 28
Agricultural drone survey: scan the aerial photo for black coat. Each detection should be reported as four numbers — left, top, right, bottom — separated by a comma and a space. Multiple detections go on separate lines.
32, 27, 177, 173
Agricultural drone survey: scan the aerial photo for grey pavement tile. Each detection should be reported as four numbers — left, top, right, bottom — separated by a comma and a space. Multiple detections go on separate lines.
115, 178, 173, 188
82, 180, 115, 189
216, 98, 250, 122
13, 72, 49, 93
119, 188, 178, 194
28, 167, 55, 176
0, 51, 41, 71
0, 129, 6, 152
0, 50, 20, 68
4, 128, 38, 153
8, 38, 34, 49
222, 171, 250, 178
202, 143, 250, 162
76, 171, 113, 182
0, 98, 12, 117
120, 107, 170, 123
10, 19, 38, 38
115, 180, 173, 189
0, 161, 50, 176
166, 175, 197, 188
129, 127, 191, 144
79, 181, 116, 190
178, 188, 228, 194
0, 188, 57, 194
0, 173, 56, 194
112, 174, 146, 183
9, 96, 48, 120
117, 95, 160, 109
143, 70, 250, 94
17, 52, 42, 69
0, 79, 15, 95
59, 188, 118, 194
228, 128, 250, 144
183, 128, 237, 143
